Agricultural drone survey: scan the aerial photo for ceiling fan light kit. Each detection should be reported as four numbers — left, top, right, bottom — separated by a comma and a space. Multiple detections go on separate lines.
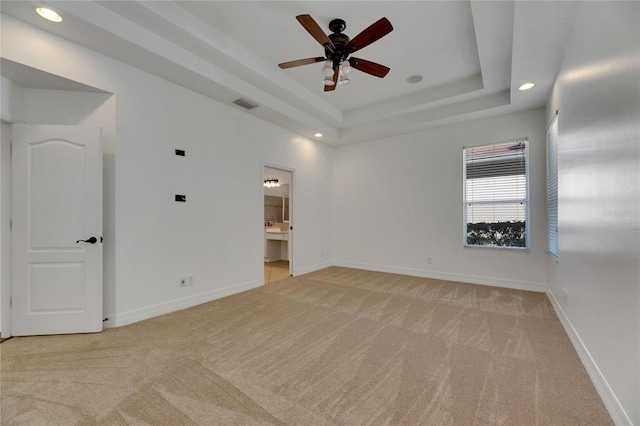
321, 60, 334, 77
279, 14, 393, 92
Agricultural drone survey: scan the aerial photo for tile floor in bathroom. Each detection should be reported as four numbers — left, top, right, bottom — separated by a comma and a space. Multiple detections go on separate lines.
264, 260, 290, 284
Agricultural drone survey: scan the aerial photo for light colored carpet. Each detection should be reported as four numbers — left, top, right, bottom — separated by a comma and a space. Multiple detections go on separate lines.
1, 267, 612, 425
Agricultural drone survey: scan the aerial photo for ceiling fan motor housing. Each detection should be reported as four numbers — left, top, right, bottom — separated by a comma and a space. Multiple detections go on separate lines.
326, 19, 351, 66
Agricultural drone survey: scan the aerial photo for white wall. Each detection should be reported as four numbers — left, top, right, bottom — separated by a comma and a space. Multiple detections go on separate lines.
1, 14, 334, 328
333, 109, 547, 291
545, 2, 639, 424
1, 76, 24, 123
22, 88, 112, 124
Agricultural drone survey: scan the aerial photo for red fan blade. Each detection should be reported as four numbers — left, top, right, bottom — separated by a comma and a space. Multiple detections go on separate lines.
349, 57, 390, 78
296, 14, 335, 50
279, 57, 326, 69
346, 17, 393, 53
324, 66, 338, 92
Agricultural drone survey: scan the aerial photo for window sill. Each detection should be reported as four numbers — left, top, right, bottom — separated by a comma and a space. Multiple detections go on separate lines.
464, 244, 529, 251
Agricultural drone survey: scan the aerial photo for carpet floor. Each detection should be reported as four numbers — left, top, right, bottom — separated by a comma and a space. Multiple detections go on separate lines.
1, 267, 612, 425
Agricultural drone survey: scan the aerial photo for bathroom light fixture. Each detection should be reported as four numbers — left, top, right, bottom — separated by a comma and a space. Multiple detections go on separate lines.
518, 82, 535, 91
35, 7, 63, 22
314, 133, 323, 138
264, 178, 280, 188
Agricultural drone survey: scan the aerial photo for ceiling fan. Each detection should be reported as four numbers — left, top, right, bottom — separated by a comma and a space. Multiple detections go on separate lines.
278, 14, 393, 92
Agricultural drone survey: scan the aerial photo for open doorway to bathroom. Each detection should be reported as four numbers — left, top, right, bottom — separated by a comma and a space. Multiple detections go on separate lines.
263, 166, 292, 283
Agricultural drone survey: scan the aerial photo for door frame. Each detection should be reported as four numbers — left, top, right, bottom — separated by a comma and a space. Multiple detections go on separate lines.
1, 122, 12, 337
262, 162, 295, 278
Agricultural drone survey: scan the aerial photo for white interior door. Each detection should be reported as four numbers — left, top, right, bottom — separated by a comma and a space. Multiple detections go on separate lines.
11, 124, 102, 336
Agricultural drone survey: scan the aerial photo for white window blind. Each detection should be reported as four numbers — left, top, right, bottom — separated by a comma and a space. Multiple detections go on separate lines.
463, 139, 529, 248
546, 115, 559, 260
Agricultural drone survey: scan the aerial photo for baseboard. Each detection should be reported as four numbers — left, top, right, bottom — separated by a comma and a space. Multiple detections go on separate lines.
105, 279, 263, 328
294, 260, 333, 277
332, 260, 546, 293
546, 290, 632, 425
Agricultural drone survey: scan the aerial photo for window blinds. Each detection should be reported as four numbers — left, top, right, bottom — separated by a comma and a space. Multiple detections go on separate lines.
463, 139, 529, 248
546, 115, 559, 259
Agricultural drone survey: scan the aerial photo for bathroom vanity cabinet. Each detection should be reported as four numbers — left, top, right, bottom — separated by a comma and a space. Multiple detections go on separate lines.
264, 230, 288, 262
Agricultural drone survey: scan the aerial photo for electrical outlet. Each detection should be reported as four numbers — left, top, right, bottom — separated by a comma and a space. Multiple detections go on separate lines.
179, 276, 194, 287
562, 288, 569, 305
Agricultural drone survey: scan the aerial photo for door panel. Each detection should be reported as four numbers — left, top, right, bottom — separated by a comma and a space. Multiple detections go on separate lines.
30, 263, 85, 312
30, 140, 86, 248
11, 124, 102, 336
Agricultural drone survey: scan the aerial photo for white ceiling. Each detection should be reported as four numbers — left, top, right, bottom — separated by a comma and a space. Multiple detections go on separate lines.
0, 1, 583, 147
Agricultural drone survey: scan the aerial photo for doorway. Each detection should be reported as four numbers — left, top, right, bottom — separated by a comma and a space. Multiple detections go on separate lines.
263, 166, 292, 283
0, 62, 114, 337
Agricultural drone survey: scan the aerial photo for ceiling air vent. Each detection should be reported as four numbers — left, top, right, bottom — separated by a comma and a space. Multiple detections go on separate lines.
233, 98, 258, 110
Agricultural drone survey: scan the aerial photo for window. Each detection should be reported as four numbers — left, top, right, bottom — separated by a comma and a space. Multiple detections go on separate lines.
546, 114, 558, 260
463, 139, 529, 248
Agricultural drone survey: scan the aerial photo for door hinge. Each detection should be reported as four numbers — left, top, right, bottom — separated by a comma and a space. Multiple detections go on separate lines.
9, 297, 12, 308
9, 220, 12, 230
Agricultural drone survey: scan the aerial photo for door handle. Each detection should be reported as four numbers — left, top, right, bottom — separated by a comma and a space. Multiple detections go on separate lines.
76, 237, 98, 244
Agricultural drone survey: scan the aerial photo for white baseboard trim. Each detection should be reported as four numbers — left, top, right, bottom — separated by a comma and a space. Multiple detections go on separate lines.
294, 260, 333, 277
546, 290, 632, 426
332, 261, 546, 293
105, 279, 263, 328
101, 316, 114, 329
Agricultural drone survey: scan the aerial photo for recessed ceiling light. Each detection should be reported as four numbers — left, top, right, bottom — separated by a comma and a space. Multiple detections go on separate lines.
314, 133, 323, 138
518, 82, 535, 91
35, 7, 63, 22
406, 75, 423, 84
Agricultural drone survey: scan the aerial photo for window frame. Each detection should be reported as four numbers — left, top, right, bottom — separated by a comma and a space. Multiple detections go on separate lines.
462, 138, 530, 250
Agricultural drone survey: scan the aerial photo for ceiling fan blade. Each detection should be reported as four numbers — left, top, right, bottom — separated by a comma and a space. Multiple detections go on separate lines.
349, 57, 390, 78
278, 57, 326, 69
324, 66, 338, 92
296, 14, 336, 50
346, 17, 393, 53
